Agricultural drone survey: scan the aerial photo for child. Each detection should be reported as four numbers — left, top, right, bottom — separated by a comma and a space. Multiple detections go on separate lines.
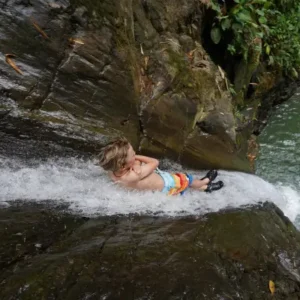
99, 137, 224, 196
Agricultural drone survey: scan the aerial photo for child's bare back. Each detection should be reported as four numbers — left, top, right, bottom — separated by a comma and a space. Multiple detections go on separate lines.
110, 168, 164, 191
99, 137, 224, 195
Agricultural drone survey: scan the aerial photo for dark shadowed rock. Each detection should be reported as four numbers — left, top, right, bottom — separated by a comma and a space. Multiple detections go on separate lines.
0, 202, 300, 299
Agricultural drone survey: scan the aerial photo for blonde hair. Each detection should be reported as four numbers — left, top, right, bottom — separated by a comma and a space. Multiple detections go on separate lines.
99, 137, 130, 171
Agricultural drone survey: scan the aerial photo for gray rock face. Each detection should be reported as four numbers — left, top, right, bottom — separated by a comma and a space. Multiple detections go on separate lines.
1, 202, 300, 299
0, 0, 250, 171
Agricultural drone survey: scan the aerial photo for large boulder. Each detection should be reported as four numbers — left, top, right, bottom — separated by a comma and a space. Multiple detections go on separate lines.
0, 202, 300, 299
0, 0, 250, 171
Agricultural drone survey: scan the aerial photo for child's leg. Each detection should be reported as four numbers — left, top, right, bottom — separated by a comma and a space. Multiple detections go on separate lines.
190, 178, 209, 191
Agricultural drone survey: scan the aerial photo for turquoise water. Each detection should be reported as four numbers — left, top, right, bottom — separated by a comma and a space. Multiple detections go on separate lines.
257, 89, 300, 226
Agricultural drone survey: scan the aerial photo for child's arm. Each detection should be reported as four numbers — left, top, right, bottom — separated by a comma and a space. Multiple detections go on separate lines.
135, 155, 159, 179
132, 159, 142, 174
133, 159, 141, 166
135, 155, 159, 165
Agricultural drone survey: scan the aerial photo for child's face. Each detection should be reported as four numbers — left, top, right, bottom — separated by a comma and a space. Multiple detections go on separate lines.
124, 144, 136, 168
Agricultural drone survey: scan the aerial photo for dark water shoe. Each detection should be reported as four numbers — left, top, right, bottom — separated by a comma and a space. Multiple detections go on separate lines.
205, 180, 224, 193
201, 170, 218, 182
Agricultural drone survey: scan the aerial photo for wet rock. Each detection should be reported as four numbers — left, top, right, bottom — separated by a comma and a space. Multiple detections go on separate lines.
0, 0, 251, 171
0, 115, 97, 159
0, 201, 85, 276
0, 202, 300, 299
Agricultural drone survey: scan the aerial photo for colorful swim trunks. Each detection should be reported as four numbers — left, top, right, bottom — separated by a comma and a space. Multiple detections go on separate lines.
156, 169, 193, 196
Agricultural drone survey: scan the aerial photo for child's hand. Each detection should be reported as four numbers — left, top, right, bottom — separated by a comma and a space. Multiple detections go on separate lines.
132, 164, 141, 174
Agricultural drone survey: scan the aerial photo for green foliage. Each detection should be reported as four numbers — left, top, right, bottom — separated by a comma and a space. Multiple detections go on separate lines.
210, 0, 269, 60
210, 27, 221, 44
265, 5, 300, 74
208, 0, 300, 73
275, 0, 298, 11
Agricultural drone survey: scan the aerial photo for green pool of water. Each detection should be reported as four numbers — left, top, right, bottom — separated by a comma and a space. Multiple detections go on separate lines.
257, 89, 300, 226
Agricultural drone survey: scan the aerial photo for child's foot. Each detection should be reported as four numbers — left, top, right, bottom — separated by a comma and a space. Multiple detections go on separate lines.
205, 180, 224, 193
201, 170, 218, 182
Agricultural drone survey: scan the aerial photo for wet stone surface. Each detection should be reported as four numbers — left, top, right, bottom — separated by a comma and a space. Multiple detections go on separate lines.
0, 202, 300, 299
0, 0, 251, 171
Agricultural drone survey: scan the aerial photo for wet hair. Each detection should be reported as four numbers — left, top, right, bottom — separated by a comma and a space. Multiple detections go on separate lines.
98, 137, 130, 172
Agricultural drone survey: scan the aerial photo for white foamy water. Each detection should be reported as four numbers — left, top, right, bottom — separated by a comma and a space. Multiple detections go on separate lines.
0, 156, 298, 221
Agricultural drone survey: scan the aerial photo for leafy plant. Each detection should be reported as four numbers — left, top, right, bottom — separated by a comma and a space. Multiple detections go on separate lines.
208, 0, 300, 73
210, 0, 270, 59
275, 0, 298, 11
264, 4, 300, 74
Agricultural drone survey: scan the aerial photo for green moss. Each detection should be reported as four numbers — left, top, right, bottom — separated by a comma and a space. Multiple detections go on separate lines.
23, 112, 104, 134
166, 49, 215, 105
81, 124, 107, 134
23, 112, 68, 125
233, 107, 245, 122
114, 28, 139, 98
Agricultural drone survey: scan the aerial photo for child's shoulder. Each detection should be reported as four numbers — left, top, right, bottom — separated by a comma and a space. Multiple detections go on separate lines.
109, 169, 139, 182
123, 169, 140, 182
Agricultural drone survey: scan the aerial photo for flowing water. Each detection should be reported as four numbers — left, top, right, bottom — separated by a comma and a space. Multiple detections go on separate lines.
256, 89, 300, 227
0, 91, 300, 225
0, 156, 291, 219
